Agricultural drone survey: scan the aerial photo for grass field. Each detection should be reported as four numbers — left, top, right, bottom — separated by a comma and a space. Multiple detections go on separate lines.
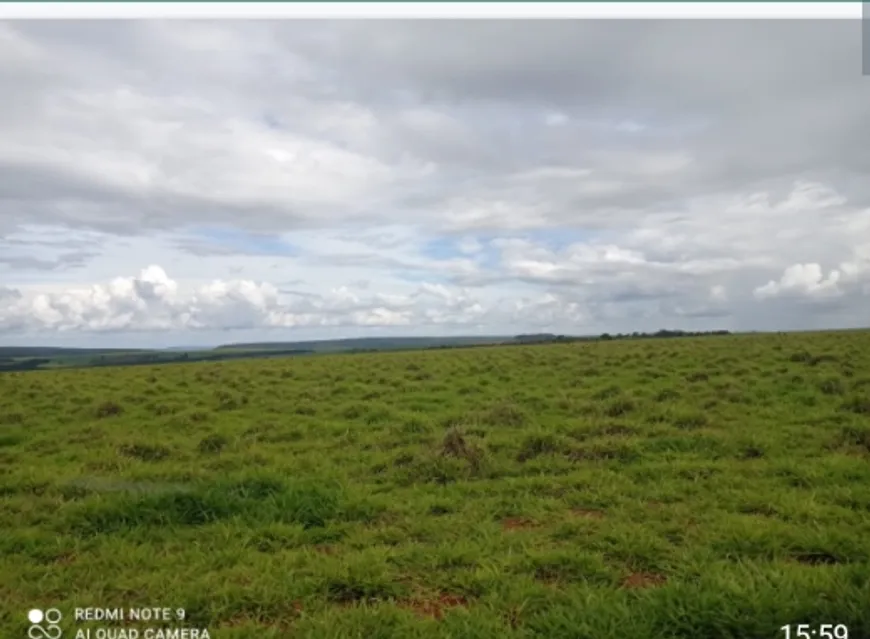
2, 330, 870, 639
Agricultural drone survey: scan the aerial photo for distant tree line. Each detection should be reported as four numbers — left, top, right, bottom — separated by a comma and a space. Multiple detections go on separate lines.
513, 333, 576, 344
425, 330, 733, 352
598, 329, 731, 341
508, 330, 732, 345
0, 348, 317, 373
0, 358, 52, 372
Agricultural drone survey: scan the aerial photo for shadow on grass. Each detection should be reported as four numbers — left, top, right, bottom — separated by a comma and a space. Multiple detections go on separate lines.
64, 476, 352, 536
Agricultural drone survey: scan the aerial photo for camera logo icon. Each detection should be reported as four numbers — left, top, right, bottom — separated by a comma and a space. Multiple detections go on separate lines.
27, 609, 62, 639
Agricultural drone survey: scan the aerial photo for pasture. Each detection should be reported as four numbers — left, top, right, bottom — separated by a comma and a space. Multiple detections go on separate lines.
1, 331, 870, 638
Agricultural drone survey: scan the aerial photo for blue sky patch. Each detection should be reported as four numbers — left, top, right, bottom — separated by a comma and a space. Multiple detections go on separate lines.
420, 237, 461, 260
186, 226, 298, 257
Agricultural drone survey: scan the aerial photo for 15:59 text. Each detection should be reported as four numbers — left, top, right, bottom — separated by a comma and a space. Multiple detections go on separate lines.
780, 624, 848, 639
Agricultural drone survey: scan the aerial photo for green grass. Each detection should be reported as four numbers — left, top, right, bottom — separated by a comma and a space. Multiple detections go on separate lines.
2, 330, 870, 638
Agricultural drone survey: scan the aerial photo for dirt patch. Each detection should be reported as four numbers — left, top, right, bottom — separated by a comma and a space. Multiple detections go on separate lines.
501, 517, 538, 531
570, 508, 605, 519
621, 572, 667, 589
52, 552, 77, 566
218, 617, 252, 629
400, 593, 468, 620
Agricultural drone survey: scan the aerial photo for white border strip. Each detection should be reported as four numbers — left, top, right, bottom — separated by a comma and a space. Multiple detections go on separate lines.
0, 2, 861, 20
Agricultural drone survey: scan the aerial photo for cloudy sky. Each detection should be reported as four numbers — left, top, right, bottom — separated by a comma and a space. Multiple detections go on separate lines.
1, 19, 869, 348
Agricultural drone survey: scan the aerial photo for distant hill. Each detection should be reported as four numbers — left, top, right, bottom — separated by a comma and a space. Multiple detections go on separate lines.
215, 336, 510, 353
0, 336, 516, 372
0, 346, 149, 358
0, 329, 735, 373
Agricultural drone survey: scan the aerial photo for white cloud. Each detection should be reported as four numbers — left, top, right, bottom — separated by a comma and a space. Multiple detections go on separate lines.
544, 111, 569, 127
754, 247, 870, 302
754, 263, 842, 301
0, 266, 516, 336
710, 285, 728, 303
1, 21, 869, 345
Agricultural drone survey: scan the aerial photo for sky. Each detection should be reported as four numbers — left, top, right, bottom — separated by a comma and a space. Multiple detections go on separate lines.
1, 19, 869, 348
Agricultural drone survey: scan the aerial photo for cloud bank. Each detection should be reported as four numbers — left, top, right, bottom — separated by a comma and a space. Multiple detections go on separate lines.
1, 20, 868, 346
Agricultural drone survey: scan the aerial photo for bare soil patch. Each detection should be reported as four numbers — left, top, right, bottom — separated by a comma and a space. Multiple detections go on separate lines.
400, 593, 468, 620
621, 572, 667, 589
501, 517, 538, 531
